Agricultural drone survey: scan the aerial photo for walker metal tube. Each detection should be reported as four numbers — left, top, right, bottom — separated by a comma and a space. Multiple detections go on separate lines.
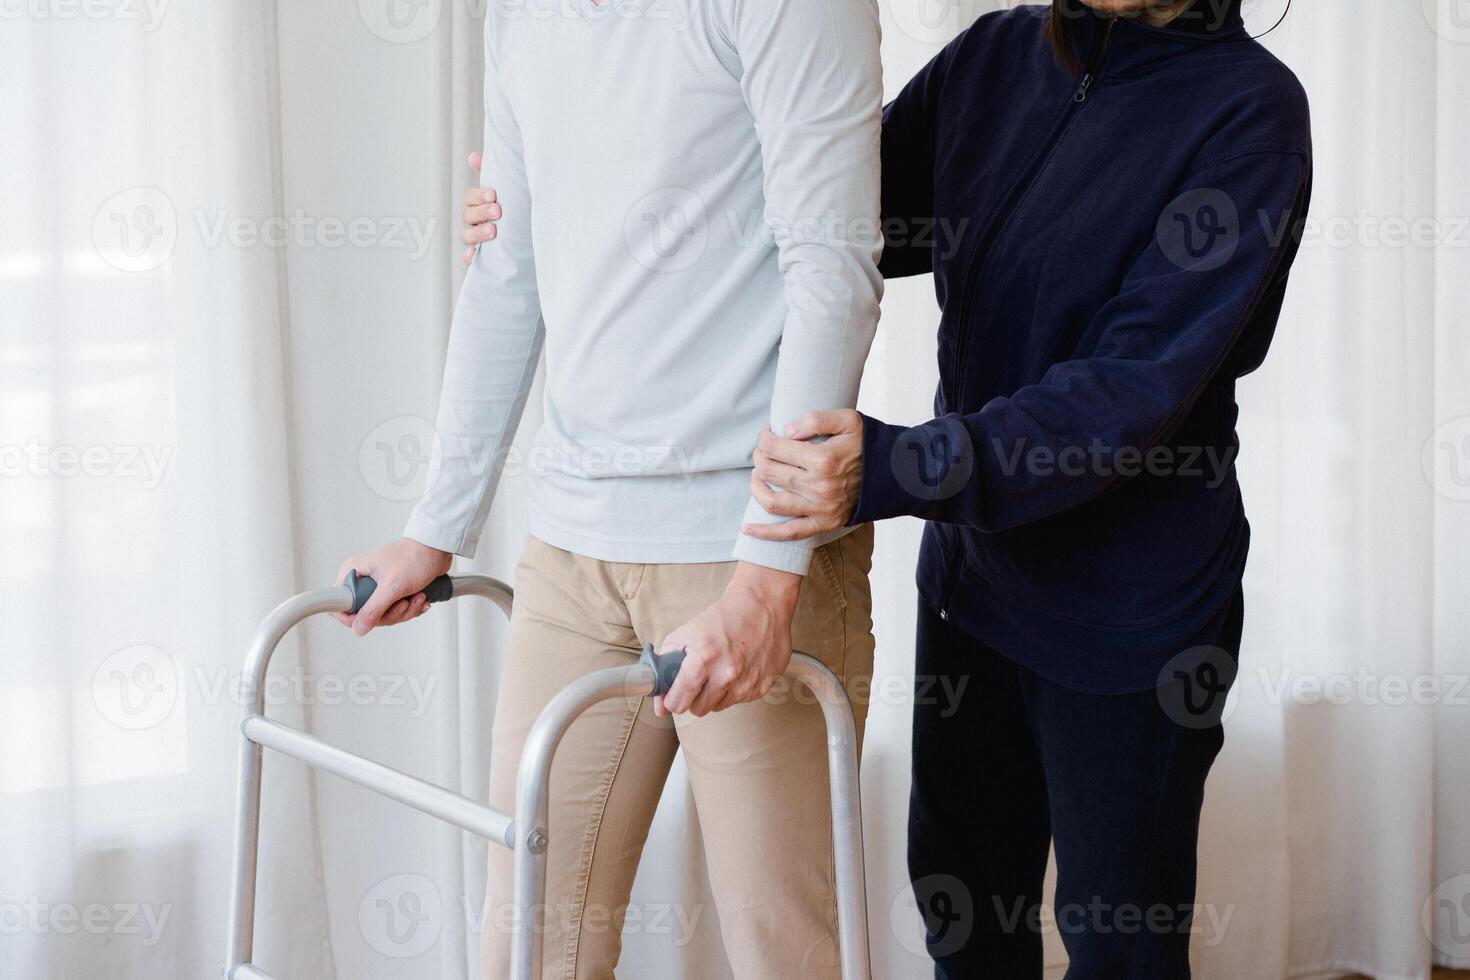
786, 655, 871, 980
506, 652, 870, 980
243, 716, 515, 846
508, 662, 658, 980
225, 586, 351, 975
231, 965, 278, 980
224, 574, 513, 980
227, 573, 870, 980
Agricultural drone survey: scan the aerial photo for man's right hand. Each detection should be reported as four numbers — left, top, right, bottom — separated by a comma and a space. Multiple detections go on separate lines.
333, 538, 453, 636
460, 151, 502, 265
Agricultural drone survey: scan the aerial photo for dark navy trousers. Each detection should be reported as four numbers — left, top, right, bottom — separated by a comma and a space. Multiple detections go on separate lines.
907, 589, 1243, 979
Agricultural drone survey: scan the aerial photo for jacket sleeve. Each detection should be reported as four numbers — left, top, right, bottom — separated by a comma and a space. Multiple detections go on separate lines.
877, 36, 958, 280
851, 145, 1312, 531
403, 27, 544, 557
723, 0, 885, 575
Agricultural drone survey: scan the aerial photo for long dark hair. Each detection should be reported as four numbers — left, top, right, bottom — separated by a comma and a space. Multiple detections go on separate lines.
1045, 0, 1091, 77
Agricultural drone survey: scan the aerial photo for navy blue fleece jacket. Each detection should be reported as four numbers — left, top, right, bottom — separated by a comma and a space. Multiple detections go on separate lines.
852, 2, 1313, 692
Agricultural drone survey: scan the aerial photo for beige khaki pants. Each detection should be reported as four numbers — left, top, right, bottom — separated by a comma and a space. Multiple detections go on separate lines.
479, 525, 875, 980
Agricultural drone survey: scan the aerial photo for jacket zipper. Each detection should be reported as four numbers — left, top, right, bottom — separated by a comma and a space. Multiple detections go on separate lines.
938, 535, 962, 620
945, 17, 1117, 414
937, 19, 1117, 623
940, 537, 964, 620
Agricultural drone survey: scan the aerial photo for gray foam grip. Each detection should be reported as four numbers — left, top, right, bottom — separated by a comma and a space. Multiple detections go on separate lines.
639, 643, 687, 698
345, 570, 455, 616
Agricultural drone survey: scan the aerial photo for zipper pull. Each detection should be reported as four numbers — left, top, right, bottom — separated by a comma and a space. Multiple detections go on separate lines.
1074, 72, 1093, 103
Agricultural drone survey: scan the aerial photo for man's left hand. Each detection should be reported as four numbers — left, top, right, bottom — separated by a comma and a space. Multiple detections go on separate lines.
657, 563, 801, 717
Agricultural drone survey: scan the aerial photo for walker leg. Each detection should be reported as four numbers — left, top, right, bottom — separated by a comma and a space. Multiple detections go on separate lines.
224, 733, 264, 975
223, 576, 513, 980
505, 653, 871, 980
508, 665, 655, 980
789, 655, 872, 980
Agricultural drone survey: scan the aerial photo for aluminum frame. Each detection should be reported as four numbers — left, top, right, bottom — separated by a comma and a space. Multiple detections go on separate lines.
224, 573, 870, 980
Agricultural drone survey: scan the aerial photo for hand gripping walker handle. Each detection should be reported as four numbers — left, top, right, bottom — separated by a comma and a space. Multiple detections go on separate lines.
639, 643, 688, 697
344, 569, 455, 616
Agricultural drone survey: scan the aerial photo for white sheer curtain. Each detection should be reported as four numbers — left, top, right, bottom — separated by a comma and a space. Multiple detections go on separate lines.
4, 2, 726, 977
3, 1, 1466, 978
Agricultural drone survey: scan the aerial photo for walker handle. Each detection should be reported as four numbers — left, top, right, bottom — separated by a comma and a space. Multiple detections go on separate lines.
344, 569, 455, 615
639, 644, 687, 697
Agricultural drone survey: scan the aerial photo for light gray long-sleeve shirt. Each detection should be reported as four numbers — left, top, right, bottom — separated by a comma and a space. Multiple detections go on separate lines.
404, 0, 883, 575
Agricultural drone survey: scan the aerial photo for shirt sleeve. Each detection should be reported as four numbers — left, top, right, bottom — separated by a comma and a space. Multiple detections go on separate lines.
851, 146, 1313, 531
723, 0, 885, 575
403, 31, 544, 557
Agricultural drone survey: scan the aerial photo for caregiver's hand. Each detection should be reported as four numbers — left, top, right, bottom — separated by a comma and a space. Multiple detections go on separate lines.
744, 409, 864, 542
460, 151, 501, 265
332, 538, 452, 636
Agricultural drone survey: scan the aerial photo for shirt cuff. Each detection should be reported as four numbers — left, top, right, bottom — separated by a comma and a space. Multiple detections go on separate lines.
732, 533, 815, 575
404, 511, 478, 559
735, 492, 817, 575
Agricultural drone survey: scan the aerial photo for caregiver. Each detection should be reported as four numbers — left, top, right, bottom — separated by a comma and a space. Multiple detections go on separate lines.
461, 0, 1312, 975
744, 1, 1312, 976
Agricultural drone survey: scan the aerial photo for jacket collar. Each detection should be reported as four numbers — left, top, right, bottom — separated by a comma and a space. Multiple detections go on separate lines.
1069, 0, 1248, 77
1164, 0, 1245, 34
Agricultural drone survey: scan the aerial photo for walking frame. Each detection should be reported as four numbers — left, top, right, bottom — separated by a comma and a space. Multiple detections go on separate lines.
225, 571, 872, 979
